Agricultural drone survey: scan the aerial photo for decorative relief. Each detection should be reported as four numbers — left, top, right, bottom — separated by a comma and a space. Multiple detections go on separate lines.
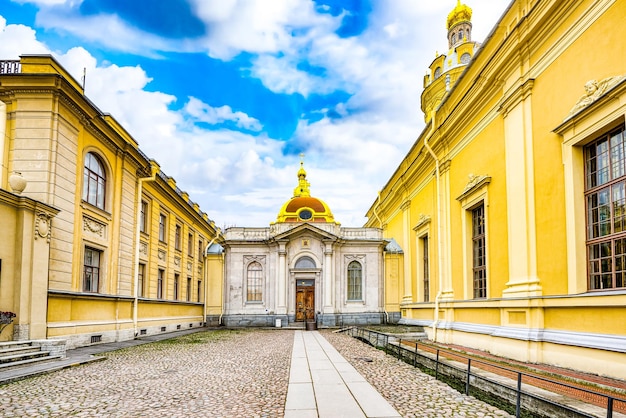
83, 215, 106, 239
244, 255, 266, 266
174, 256, 181, 267
35, 211, 53, 243
567, 75, 626, 119
414, 214, 431, 231
457, 174, 491, 201
139, 241, 148, 256
158, 249, 166, 261
302, 238, 310, 248
187, 262, 192, 271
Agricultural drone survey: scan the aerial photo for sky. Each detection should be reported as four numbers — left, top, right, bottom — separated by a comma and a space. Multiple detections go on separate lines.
0, 0, 510, 228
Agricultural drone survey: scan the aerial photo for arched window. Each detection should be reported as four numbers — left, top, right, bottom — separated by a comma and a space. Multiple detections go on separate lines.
347, 261, 362, 301
83, 152, 106, 209
458, 29, 464, 41
247, 261, 263, 301
295, 256, 316, 269
451, 33, 456, 44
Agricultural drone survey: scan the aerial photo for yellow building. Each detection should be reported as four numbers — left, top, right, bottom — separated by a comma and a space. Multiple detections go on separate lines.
366, 0, 626, 379
0, 55, 222, 348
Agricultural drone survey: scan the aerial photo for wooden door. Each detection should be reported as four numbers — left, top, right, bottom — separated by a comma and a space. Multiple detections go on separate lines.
295, 282, 315, 321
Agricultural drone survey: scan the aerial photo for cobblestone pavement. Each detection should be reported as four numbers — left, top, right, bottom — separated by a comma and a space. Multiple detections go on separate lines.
322, 331, 514, 418
0, 329, 293, 417
0, 329, 513, 417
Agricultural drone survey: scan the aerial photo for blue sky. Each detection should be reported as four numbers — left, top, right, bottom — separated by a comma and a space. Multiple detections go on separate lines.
0, 0, 509, 227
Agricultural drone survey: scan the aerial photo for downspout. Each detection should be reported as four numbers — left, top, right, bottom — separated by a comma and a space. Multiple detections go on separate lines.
373, 192, 389, 324
203, 229, 221, 326
132, 160, 159, 337
0, 100, 6, 186
422, 110, 444, 342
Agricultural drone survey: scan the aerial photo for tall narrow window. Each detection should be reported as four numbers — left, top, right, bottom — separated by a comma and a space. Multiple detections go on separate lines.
174, 273, 179, 300
157, 269, 164, 299
175, 224, 182, 250
347, 261, 363, 301
197, 280, 202, 302
83, 247, 102, 292
585, 126, 626, 290
472, 204, 487, 298
246, 261, 263, 302
140, 201, 148, 233
422, 236, 430, 302
198, 240, 203, 259
138, 263, 145, 297
83, 152, 106, 209
187, 276, 192, 301
159, 214, 167, 242
188, 233, 193, 257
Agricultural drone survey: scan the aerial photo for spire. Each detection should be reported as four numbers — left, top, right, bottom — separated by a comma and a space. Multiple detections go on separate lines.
293, 154, 311, 197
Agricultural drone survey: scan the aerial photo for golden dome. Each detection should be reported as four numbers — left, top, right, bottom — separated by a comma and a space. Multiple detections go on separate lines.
274, 161, 337, 224
447, 0, 472, 30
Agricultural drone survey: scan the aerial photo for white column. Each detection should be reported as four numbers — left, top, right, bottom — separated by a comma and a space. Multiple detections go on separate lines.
277, 241, 287, 314
323, 241, 334, 313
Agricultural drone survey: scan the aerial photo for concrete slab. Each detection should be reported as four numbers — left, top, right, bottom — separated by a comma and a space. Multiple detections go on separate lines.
285, 331, 401, 418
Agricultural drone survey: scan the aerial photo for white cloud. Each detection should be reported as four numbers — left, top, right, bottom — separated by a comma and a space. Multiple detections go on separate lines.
0, 17, 49, 58
184, 97, 262, 131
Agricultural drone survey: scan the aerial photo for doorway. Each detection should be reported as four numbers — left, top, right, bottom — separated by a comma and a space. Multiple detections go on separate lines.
295, 279, 315, 322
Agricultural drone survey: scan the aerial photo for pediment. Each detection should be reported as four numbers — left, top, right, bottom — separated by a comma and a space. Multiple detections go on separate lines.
271, 222, 339, 241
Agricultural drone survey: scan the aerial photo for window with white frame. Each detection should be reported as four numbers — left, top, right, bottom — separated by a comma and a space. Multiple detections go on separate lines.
157, 269, 164, 299
347, 261, 363, 301
159, 214, 167, 242
472, 204, 487, 298
138, 263, 145, 297
83, 152, 106, 210
585, 125, 626, 290
246, 261, 263, 302
422, 236, 430, 302
83, 247, 102, 292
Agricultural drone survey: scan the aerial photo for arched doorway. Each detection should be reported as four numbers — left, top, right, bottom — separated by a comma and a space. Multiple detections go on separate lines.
294, 256, 316, 322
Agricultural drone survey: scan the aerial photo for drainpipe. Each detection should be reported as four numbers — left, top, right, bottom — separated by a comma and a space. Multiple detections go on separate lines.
373, 192, 389, 324
422, 110, 444, 343
0, 100, 6, 186
132, 160, 159, 337
203, 229, 221, 326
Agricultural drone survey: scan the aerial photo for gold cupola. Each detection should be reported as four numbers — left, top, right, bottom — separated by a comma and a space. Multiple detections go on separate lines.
421, 0, 480, 123
274, 159, 337, 224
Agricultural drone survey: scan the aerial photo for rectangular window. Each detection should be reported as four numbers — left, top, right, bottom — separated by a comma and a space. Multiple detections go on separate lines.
188, 233, 194, 257
140, 201, 148, 233
247, 262, 263, 302
198, 240, 203, 259
138, 263, 145, 298
197, 280, 202, 302
187, 276, 192, 301
472, 204, 487, 298
175, 224, 182, 251
83, 247, 102, 293
159, 214, 167, 242
422, 236, 430, 302
585, 126, 626, 290
174, 273, 179, 300
347, 261, 363, 301
157, 269, 164, 299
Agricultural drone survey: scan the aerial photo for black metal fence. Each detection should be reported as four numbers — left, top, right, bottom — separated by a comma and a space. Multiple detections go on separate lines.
343, 327, 626, 418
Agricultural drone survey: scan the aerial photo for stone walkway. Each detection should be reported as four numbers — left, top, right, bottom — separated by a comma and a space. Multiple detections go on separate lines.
0, 329, 513, 417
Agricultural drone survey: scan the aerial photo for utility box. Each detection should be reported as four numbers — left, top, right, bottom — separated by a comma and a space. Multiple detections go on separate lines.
275, 319, 282, 328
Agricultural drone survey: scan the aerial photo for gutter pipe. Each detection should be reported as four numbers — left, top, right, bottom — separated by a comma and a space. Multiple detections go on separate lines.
422, 110, 444, 343
132, 161, 159, 337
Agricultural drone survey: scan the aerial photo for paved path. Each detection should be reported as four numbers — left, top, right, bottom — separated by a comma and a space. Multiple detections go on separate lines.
286, 330, 401, 417
0, 328, 514, 417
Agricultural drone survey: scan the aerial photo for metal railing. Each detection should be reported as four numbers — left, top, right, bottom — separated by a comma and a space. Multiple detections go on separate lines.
0, 60, 21, 74
343, 327, 626, 418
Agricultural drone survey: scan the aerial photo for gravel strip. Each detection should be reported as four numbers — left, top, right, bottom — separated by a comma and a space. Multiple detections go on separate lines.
322, 330, 514, 418
0, 329, 293, 417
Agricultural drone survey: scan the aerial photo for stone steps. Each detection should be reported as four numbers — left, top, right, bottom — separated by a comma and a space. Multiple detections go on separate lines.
0, 341, 63, 371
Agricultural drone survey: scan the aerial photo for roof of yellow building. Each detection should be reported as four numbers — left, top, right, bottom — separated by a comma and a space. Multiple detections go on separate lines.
274, 161, 337, 224
447, 0, 472, 30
